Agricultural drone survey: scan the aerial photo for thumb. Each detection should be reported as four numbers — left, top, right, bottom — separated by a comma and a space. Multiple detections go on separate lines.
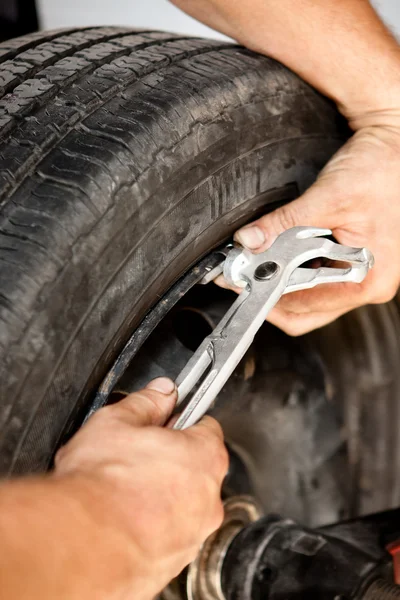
234, 181, 337, 252
115, 377, 177, 428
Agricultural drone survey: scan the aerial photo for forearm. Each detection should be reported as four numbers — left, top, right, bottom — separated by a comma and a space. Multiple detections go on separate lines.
171, 0, 400, 126
0, 476, 150, 600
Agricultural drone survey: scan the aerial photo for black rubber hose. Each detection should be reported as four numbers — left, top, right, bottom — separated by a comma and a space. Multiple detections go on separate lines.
362, 579, 400, 599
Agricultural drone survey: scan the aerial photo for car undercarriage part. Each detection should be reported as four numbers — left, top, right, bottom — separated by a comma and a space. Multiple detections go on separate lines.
173, 226, 373, 430
185, 496, 262, 600
163, 495, 400, 600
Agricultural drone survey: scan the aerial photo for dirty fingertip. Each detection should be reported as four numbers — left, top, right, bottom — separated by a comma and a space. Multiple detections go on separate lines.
146, 377, 176, 395
234, 225, 265, 250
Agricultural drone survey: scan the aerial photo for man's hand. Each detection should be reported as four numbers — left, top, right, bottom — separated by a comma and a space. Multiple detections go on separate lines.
55, 377, 228, 593
171, 0, 400, 335
0, 378, 228, 600
217, 121, 400, 335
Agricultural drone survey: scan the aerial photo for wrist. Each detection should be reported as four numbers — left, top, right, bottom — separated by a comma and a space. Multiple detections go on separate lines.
338, 60, 400, 130
232, 1, 400, 133
51, 473, 155, 600
0, 474, 153, 600
346, 105, 400, 136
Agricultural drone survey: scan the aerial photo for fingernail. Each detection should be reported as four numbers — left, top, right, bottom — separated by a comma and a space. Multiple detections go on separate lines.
146, 377, 176, 395
235, 226, 265, 250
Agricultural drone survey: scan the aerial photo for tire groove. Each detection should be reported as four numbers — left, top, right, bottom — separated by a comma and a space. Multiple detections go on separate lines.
0, 36, 211, 132
0, 228, 63, 266
60, 147, 118, 182
35, 171, 101, 217
10, 200, 78, 235
0, 29, 149, 98
0, 311, 15, 330
0, 254, 41, 288
0, 27, 99, 64
0, 290, 18, 311
0, 38, 223, 203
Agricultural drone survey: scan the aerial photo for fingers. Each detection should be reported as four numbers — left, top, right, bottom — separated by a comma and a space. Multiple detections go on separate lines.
112, 379, 228, 483
224, 175, 376, 326
112, 377, 177, 428
185, 416, 229, 479
234, 181, 337, 253
275, 279, 369, 315
217, 272, 370, 315
226, 127, 400, 340
189, 415, 225, 442
267, 305, 351, 336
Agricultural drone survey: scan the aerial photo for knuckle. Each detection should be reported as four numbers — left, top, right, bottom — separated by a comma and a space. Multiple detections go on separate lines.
190, 417, 223, 445
196, 431, 219, 456
287, 324, 307, 337
280, 318, 307, 337
118, 400, 143, 421
269, 204, 298, 233
268, 308, 310, 336
117, 391, 163, 423
206, 434, 225, 460
278, 292, 310, 315
371, 281, 399, 304
374, 291, 395, 304
141, 392, 164, 421
204, 415, 224, 438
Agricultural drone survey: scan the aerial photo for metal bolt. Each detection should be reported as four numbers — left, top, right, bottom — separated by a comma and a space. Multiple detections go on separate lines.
254, 261, 279, 281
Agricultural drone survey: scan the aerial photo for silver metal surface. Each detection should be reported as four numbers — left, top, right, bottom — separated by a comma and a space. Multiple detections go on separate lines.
173, 227, 374, 430
159, 496, 262, 600
185, 496, 262, 600
199, 245, 232, 285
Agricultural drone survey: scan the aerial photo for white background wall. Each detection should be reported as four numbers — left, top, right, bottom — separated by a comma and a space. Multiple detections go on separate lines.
36, 0, 227, 39
374, 0, 400, 35
36, 0, 400, 40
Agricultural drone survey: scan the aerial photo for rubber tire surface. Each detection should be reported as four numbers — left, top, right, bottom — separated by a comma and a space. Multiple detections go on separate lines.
0, 27, 347, 475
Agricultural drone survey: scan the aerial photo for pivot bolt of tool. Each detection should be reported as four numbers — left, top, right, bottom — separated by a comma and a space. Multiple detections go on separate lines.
254, 261, 279, 281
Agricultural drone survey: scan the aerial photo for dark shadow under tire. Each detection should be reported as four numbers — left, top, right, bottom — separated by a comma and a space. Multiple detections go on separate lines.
0, 26, 358, 478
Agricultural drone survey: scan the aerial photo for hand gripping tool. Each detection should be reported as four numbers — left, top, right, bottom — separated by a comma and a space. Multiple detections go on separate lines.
173, 226, 374, 430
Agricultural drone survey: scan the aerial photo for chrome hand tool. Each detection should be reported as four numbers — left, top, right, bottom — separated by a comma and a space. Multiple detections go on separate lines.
173, 226, 374, 430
